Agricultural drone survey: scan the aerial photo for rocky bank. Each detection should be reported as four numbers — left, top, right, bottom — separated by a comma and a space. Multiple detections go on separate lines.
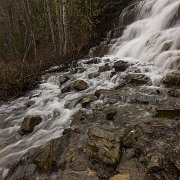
3, 57, 180, 180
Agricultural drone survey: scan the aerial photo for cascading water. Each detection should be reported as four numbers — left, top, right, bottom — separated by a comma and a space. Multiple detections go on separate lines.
0, 0, 179, 178
109, 0, 180, 83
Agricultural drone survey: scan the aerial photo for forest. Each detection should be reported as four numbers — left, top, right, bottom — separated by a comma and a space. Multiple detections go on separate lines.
0, 0, 103, 99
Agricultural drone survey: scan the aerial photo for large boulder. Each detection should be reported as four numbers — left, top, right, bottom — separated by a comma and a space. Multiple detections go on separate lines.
161, 71, 180, 87
20, 115, 42, 135
74, 80, 88, 91
86, 127, 121, 165
113, 60, 131, 72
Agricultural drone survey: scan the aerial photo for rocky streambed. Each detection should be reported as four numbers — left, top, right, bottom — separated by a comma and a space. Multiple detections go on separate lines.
1, 0, 180, 179
1, 57, 179, 180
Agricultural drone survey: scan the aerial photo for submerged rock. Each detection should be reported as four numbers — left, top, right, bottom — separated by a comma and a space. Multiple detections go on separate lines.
98, 63, 111, 72
61, 85, 71, 94
88, 72, 100, 79
74, 80, 88, 91
161, 71, 180, 87
59, 75, 69, 85
20, 115, 42, 135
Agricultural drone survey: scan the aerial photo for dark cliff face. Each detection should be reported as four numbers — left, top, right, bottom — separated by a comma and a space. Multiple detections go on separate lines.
98, 0, 138, 31
82, 0, 137, 57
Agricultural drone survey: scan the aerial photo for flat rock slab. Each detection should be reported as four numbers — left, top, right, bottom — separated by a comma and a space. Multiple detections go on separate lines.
87, 127, 121, 165
110, 173, 131, 180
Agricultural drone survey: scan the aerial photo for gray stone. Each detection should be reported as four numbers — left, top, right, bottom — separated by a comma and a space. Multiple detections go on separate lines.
20, 115, 42, 135
113, 60, 131, 72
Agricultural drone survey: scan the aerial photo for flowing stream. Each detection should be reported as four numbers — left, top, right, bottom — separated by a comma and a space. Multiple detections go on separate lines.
0, 0, 180, 177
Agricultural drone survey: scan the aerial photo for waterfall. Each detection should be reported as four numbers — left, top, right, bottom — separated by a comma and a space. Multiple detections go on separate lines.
0, 0, 180, 178
108, 0, 180, 83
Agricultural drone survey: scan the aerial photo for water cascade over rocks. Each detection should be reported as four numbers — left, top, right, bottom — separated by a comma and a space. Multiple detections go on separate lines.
0, 0, 180, 179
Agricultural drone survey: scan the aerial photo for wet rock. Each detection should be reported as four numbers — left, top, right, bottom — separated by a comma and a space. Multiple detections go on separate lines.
155, 100, 180, 118
74, 80, 88, 91
77, 67, 86, 73
87, 127, 121, 165
115, 81, 127, 89
83, 58, 101, 64
29, 92, 41, 99
25, 164, 37, 178
64, 99, 78, 109
161, 71, 180, 87
129, 93, 159, 105
61, 85, 71, 94
59, 75, 69, 85
125, 74, 151, 85
71, 110, 87, 126
25, 100, 35, 107
123, 126, 146, 148
31, 133, 71, 173
98, 63, 111, 72
20, 115, 42, 135
147, 153, 164, 173
111, 70, 116, 78
45, 64, 67, 73
79, 96, 96, 108
61, 169, 99, 180
88, 72, 100, 79
167, 89, 179, 97
94, 89, 110, 98
110, 173, 131, 180
113, 60, 131, 72
106, 108, 117, 121
91, 45, 109, 57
